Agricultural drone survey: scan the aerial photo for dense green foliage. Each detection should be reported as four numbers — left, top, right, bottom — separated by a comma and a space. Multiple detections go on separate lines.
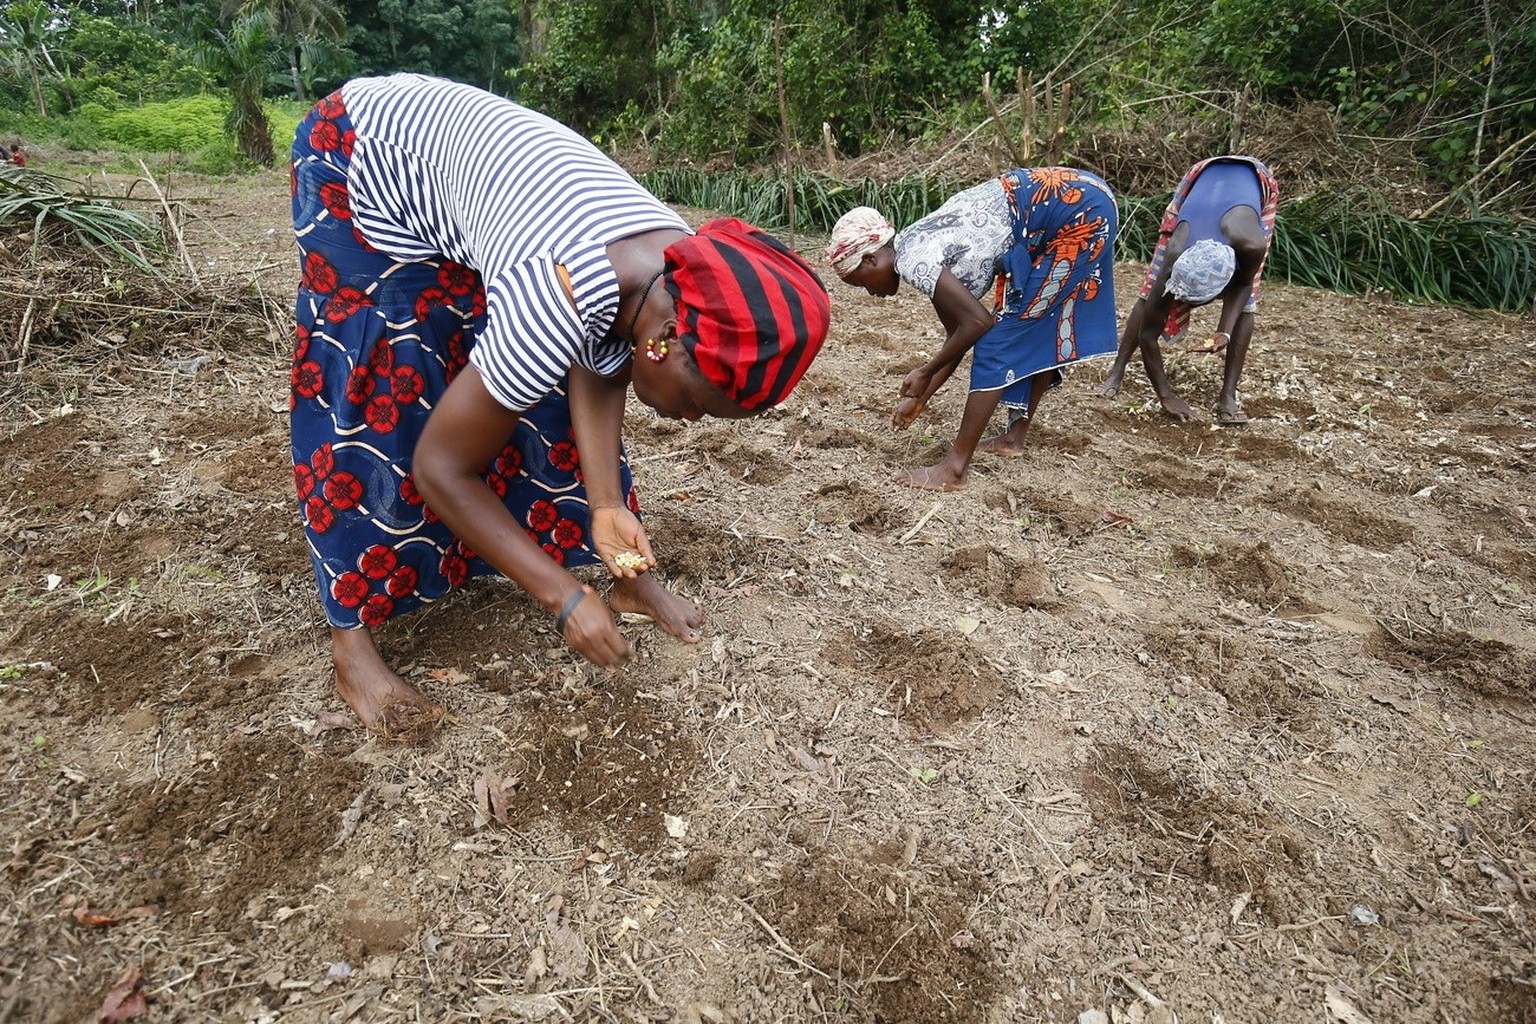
0, 0, 1529, 189
0, 0, 1530, 304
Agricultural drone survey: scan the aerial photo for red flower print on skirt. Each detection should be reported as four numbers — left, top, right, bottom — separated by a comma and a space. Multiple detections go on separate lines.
325, 471, 364, 509
359, 594, 394, 626
437, 261, 478, 297
364, 395, 399, 433
392, 366, 424, 404
345, 366, 376, 404
303, 252, 338, 294
324, 286, 372, 323
332, 571, 368, 608
368, 340, 394, 375
293, 463, 316, 500
309, 118, 341, 152
292, 360, 324, 399
305, 497, 334, 533
387, 565, 418, 598
549, 440, 579, 472
552, 518, 584, 549
315, 92, 345, 120
311, 443, 336, 478
528, 499, 558, 532
413, 286, 448, 321
359, 543, 397, 580
319, 180, 352, 220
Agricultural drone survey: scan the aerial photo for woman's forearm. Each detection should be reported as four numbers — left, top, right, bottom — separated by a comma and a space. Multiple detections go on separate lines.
414, 366, 581, 612
568, 365, 629, 509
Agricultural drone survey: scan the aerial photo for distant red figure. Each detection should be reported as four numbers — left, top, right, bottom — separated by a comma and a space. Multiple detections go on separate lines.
8, 144, 24, 167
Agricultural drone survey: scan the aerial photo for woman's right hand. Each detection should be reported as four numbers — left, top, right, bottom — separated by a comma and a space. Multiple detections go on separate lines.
558, 585, 630, 668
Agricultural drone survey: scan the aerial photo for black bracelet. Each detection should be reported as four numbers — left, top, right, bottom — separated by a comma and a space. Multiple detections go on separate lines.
555, 588, 588, 634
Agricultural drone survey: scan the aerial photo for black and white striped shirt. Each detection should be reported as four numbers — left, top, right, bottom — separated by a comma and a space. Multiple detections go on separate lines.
341, 74, 689, 411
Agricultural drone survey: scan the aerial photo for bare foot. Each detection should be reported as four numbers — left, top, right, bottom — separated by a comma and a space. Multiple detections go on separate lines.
1098, 369, 1125, 397
332, 627, 442, 738
1158, 394, 1197, 421
609, 573, 703, 643
893, 462, 967, 491
976, 432, 1029, 458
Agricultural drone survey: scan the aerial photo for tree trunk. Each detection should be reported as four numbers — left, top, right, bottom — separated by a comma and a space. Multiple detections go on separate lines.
290, 52, 306, 102
240, 104, 276, 166
28, 67, 47, 117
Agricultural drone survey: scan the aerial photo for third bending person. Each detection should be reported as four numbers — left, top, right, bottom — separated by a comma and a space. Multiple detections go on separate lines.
1100, 155, 1278, 425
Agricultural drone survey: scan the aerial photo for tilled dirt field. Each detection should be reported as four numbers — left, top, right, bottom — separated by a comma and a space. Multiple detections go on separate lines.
2, 170, 1534, 1024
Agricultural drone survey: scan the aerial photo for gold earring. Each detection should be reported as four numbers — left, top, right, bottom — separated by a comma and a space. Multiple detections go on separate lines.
643, 338, 669, 363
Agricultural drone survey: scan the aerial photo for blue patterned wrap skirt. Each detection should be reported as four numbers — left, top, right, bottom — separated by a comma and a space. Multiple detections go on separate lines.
288, 91, 632, 629
969, 168, 1119, 407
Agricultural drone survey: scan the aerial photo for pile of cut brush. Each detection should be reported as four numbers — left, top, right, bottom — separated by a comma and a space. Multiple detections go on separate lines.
0, 166, 283, 388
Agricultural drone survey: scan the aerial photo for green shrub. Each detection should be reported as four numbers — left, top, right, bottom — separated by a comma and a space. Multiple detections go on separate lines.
98, 95, 228, 153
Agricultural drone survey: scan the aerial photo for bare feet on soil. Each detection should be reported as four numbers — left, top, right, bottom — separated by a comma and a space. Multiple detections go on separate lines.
610, 572, 703, 643
894, 461, 968, 491
976, 432, 1029, 458
332, 626, 444, 739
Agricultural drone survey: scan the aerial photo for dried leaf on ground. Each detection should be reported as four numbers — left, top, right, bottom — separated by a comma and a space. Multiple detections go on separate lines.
91, 969, 147, 1023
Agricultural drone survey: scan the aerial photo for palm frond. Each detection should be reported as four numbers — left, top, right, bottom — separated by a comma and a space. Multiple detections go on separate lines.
0, 165, 159, 271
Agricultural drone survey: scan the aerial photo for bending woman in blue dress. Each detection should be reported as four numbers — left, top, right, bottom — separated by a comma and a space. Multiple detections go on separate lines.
1099, 155, 1278, 425
826, 168, 1118, 491
290, 75, 829, 731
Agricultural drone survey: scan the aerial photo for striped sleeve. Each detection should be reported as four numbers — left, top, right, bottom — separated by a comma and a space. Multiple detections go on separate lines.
469, 256, 585, 412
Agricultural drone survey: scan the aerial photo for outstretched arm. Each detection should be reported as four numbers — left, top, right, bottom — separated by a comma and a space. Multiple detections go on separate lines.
568, 365, 655, 577
892, 269, 995, 428
414, 365, 630, 667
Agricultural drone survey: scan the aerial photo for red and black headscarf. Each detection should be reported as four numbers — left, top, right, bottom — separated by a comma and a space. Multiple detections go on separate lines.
663, 219, 831, 413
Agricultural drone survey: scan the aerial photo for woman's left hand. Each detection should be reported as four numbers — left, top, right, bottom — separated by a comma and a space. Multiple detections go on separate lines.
899, 365, 933, 401
891, 395, 926, 429
591, 504, 656, 577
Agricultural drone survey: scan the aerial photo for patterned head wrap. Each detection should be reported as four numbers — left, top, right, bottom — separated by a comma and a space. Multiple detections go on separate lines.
1165, 237, 1236, 304
825, 206, 896, 277
664, 218, 831, 413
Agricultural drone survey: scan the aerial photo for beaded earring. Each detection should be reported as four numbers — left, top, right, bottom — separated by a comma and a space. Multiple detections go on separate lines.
643, 338, 669, 363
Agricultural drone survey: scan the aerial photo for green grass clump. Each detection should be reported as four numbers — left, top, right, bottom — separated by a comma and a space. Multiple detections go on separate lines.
0, 165, 159, 270
642, 168, 1536, 313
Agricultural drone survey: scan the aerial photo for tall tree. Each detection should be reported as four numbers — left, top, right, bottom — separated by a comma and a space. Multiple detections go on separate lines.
0, 0, 64, 115
231, 0, 345, 100
194, 9, 277, 165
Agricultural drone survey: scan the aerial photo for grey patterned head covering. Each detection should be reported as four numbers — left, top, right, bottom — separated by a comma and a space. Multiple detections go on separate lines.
1165, 238, 1236, 304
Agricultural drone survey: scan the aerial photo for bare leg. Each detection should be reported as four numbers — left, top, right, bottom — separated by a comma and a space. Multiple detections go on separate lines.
1215, 310, 1254, 425
977, 373, 1052, 457
895, 387, 1003, 491
1136, 327, 1195, 421
1099, 297, 1147, 398
608, 572, 703, 643
331, 625, 440, 734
